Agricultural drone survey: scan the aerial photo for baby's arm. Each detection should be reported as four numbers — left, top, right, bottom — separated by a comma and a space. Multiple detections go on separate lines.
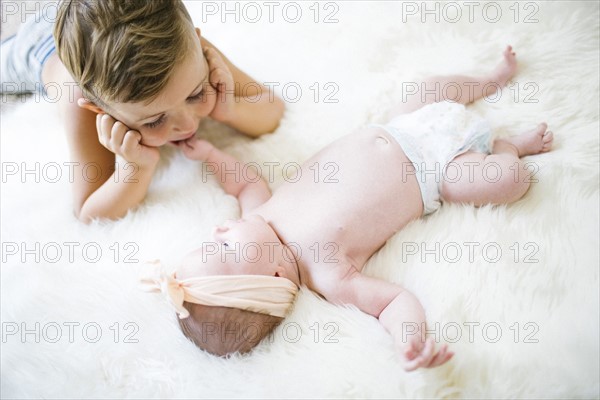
332, 267, 453, 371
178, 137, 271, 214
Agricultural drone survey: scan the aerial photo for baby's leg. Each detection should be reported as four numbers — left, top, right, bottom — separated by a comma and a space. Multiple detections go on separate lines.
440, 123, 554, 205
387, 46, 517, 117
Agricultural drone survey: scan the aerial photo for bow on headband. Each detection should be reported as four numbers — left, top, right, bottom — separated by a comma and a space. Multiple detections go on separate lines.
141, 266, 298, 319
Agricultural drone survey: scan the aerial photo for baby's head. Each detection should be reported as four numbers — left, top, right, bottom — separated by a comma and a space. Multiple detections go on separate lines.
146, 215, 301, 356
54, 0, 216, 146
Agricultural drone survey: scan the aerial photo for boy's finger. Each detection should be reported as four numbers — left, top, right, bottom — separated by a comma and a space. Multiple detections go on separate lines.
121, 130, 142, 154
99, 114, 114, 145
110, 121, 129, 148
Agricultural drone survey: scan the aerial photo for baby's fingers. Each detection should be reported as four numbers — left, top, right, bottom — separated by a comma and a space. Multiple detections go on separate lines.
403, 337, 435, 371
426, 344, 454, 368
402, 341, 418, 361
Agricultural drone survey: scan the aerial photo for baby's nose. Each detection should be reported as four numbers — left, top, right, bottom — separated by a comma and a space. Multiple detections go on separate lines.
212, 225, 229, 235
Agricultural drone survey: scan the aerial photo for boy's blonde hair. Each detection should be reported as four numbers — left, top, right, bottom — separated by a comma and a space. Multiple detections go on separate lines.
179, 302, 284, 356
53, 0, 195, 107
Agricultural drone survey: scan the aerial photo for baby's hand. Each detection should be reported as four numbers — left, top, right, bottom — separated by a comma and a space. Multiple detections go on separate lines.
95, 113, 160, 169
176, 137, 215, 161
398, 336, 454, 371
204, 47, 235, 122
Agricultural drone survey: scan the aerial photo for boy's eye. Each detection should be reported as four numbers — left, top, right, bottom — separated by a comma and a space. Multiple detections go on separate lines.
187, 90, 204, 101
145, 115, 165, 129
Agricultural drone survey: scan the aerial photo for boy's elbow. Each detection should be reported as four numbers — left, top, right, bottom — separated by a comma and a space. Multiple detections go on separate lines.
261, 95, 286, 135
271, 95, 286, 130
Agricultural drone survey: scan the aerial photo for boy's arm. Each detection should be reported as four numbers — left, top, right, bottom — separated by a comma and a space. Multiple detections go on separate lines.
201, 37, 285, 137
329, 266, 454, 371
178, 138, 271, 214
55, 66, 159, 223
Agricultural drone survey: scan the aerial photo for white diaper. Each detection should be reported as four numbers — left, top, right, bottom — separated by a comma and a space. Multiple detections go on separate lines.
373, 101, 492, 215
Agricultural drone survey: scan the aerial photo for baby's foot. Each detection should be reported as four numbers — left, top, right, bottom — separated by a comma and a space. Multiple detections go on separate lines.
503, 123, 554, 157
492, 45, 517, 88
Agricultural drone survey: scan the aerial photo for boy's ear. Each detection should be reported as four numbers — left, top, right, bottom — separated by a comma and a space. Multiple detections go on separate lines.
77, 98, 105, 115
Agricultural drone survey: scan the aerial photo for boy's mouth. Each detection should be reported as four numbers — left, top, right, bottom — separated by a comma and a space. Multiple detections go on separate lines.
169, 132, 196, 144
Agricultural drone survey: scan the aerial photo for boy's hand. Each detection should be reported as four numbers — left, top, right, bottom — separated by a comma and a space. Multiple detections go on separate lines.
96, 113, 160, 169
398, 336, 454, 372
176, 137, 215, 161
204, 47, 235, 122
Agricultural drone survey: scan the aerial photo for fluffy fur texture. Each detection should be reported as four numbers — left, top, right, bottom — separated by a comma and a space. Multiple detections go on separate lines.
1, 1, 598, 398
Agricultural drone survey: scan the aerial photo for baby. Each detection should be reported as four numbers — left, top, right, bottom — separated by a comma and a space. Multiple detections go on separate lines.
144, 47, 553, 371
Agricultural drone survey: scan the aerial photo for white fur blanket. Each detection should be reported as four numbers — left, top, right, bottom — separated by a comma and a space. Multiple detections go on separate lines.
1, 1, 598, 398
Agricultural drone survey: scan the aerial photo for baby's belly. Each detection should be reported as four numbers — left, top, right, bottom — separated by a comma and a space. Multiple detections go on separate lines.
263, 127, 424, 267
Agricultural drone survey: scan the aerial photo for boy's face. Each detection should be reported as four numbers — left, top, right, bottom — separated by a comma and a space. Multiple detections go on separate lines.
177, 215, 300, 284
105, 29, 216, 147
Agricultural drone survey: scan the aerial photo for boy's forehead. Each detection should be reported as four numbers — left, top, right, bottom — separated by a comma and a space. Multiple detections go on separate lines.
111, 47, 208, 123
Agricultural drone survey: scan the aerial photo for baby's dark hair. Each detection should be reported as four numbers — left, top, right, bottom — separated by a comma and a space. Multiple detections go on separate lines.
178, 302, 284, 356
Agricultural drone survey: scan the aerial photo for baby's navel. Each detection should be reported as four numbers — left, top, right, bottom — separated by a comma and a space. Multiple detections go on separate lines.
375, 135, 390, 145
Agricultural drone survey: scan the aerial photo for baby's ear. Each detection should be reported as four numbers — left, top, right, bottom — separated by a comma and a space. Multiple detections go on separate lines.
77, 98, 105, 115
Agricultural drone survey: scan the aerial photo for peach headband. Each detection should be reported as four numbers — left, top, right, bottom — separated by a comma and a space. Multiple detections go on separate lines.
141, 269, 298, 319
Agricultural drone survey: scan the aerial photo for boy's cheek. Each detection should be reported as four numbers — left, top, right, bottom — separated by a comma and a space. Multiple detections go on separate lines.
139, 128, 170, 147
197, 100, 215, 116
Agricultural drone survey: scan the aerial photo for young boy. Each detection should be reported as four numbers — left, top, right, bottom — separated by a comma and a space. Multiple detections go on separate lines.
0, 0, 284, 222
142, 48, 554, 371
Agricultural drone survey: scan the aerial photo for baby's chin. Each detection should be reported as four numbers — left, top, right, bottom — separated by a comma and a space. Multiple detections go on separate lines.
174, 263, 196, 280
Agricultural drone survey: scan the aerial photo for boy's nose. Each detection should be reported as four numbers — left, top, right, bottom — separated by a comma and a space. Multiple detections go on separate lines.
174, 112, 198, 134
